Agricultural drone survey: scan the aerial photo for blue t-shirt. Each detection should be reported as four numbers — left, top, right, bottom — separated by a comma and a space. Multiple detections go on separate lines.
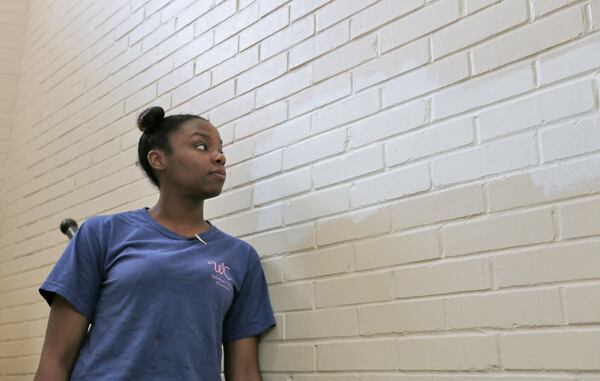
39, 207, 276, 380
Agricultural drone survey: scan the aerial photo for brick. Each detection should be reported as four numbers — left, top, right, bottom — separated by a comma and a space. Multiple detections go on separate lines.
287, 307, 358, 339
157, 62, 193, 94
221, 136, 256, 166
317, 339, 398, 371
213, 202, 282, 236
129, 13, 161, 45
238, 53, 287, 95
391, 183, 485, 231
204, 186, 252, 219
432, 0, 528, 59
289, 20, 349, 68
312, 88, 379, 135
290, 0, 329, 20
171, 72, 211, 106
473, 5, 586, 74
142, 19, 177, 53
444, 207, 555, 257
312, 33, 377, 82
284, 244, 353, 281
354, 228, 440, 271
193, 0, 236, 37
541, 116, 600, 163
229, 150, 282, 188
254, 167, 311, 205
174, 1, 212, 30
358, 298, 445, 335
246, 223, 315, 257
350, 162, 430, 208
353, 37, 429, 91
239, 6, 289, 50
189, 79, 235, 114
446, 288, 563, 329
256, 64, 312, 108
382, 52, 469, 108
564, 283, 600, 324
494, 240, 600, 287
261, 313, 284, 340
559, 196, 600, 239
488, 156, 600, 211
214, 2, 259, 44
394, 257, 491, 298
254, 115, 311, 156
350, 0, 422, 39
124, 84, 157, 114
260, 15, 314, 59
208, 92, 255, 126
113, 7, 144, 40
380, 0, 461, 53
284, 184, 350, 224
350, 99, 427, 148
397, 334, 498, 370
234, 101, 287, 139
316, 205, 390, 246
533, 0, 573, 17
466, 0, 499, 13
593, 0, 600, 31
313, 143, 383, 189
290, 72, 351, 117
261, 256, 283, 284
479, 79, 595, 141
283, 128, 346, 170
161, 0, 194, 23
269, 282, 314, 311
386, 117, 474, 167
212, 46, 259, 86
316, 0, 378, 31
259, 343, 316, 371
433, 62, 534, 120
501, 330, 600, 370
194, 37, 238, 74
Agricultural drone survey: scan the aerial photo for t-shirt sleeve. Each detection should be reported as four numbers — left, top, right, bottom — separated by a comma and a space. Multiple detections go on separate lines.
39, 218, 104, 321
222, 250, 276, 344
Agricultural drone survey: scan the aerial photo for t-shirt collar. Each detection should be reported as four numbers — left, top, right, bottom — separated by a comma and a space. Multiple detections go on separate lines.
139, 207, 220, 242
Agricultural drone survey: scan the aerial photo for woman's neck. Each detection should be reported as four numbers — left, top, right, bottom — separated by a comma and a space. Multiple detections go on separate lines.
148, 194, 211, 236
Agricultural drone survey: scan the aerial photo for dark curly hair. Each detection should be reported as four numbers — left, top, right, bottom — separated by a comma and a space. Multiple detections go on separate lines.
136, 106, 206, 188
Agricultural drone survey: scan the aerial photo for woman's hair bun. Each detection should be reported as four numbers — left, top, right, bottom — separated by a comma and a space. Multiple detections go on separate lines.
137, 106, 165, 133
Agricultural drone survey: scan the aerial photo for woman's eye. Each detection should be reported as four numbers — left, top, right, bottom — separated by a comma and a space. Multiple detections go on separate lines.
196, 143, 208, 150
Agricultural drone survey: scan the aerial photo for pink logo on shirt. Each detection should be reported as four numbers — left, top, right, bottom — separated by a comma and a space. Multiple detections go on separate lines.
208, 260, 232, 280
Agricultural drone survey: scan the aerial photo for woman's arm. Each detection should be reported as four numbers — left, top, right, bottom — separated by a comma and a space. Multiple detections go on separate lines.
34, 294, 90, 381
223, 336, 262, 381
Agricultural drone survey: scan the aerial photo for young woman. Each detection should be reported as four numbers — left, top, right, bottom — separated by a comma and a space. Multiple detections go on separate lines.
34, 106, 276, 380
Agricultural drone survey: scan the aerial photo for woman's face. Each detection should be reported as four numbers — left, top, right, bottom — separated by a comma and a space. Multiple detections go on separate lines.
155, 118, 226, 200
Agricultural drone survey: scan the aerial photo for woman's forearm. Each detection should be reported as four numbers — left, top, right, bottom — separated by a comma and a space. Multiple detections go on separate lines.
33, 359, 71, 381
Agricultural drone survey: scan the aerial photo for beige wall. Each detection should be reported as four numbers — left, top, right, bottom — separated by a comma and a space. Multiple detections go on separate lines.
2, 0, 600, 379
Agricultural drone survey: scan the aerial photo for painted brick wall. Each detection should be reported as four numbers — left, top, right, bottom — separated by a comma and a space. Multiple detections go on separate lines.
1, 0, 600, 379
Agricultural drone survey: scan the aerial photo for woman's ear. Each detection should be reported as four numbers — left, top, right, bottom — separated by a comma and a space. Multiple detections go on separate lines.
147, 149, 167, 172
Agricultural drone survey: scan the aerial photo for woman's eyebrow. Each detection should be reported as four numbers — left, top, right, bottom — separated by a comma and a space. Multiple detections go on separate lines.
188, 131, 223, 144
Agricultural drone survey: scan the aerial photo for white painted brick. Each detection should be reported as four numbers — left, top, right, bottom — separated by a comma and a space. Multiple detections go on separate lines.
466, 0, 499, 14
559, 196, 600, 239
354, 228, 440, 271
214, 2, 259, 44
395, 257, 491, 298
193, 0, 237, 37
262, 257, 283, 284
432, 0, 528, 59
350, 162, 431, 208
350, 0, 422, 39
379, 0, 461, 53
246, 223, 315, 257
494, 240, 600, 287
479, 79, 595, 142
358, 299, 445, 334
382, 52, 469, 108
433, 132, 538, 187
189, 79, 236, 114
157, 61, 193, 94
316, 0, 378, 31
213, 202, 282, 236
260, 343, 316, 371
282, 128, 346, 169
269, 282, 314, 311
284, 184, 349, 224
220, 136, 255, 166
237, 53, 287, 95
445, 288, 563, 329
312, 33, 377, 82
564, 283, 600, 324
316, 205, 390, 246
443, 207, 555, 257
289, 20, 349, 68
290, 0, 329, 20
350, 99, 427, 148
229, 149, 281, 188
533, 0, 574, 17
286, 307, 357, 339
501, 330, 600, 370
239, 6, 289, 50
386, 117, 474, 167
161, 0, 194, 22
114, 7, 144, 40
254, 115, 311, 156
142, 19, 178, 53
256, 64, 312, 108
317, 339, 398, 371
473, 5, 586, 74
193, 38, 237, 75
284, 244, 353, 281
204, 186, 252, 219
260, 15, 315, 60
174, 1, 213, 30
259, 0, 287, 17
171, 72, 211, 106
541, 115, 600, 163
124, 83, 157, 114
397, 334, 498, 370
316, 271, 394, 308
234, 101, 287, 139
593, 0, 600, 31
289, 72, 351, 117
433, 62, 535, 120
212, 46, 259, 86
254, 167, 312, 205
353, 37, 429, 91
129, 13, 161, 45
313, 143, 383, 189
312, 88, 379, 135
539, 35, 600, 85
209, 91, 255, 126
487, 156, 600, 211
